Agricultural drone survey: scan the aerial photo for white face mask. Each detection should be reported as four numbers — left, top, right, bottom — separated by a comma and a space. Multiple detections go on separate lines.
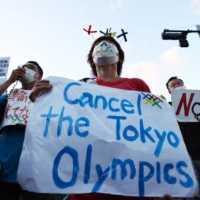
92, 41, 119, 66
171, 85, 186, 90
19, 68, 36, 84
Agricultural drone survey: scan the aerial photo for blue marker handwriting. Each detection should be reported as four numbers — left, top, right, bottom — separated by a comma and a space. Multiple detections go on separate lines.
52, 144, 193, 196
38, 81, 189, 196
41, 106, 180, 158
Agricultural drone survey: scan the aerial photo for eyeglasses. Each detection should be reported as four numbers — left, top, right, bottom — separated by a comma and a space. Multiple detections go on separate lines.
169, 80, 183, 89
22, 64, 36, 70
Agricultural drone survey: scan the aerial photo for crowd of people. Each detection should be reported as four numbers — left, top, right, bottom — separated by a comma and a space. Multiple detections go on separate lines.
0, 35, 199, 200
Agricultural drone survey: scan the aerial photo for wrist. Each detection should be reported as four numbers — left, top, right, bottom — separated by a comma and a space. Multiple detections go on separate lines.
6, 79, 14, 85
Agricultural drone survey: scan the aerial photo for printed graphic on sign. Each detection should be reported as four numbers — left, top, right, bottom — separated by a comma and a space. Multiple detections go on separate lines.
0, 89, 32, 128
172, 89, 200, 122
0, 57, 10, 77
18, 77, 198, 197
141, 93, 164, 109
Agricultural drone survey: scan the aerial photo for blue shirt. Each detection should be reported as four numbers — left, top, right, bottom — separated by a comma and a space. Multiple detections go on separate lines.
0, 95, 25, 183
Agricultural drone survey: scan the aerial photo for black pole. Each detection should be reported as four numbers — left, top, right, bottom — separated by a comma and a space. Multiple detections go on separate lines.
163, 29, 200, 33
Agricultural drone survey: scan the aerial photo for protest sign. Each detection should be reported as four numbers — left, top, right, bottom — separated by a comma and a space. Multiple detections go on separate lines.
18, 77, 198, 197
0, 89, 32, 128
172, 89, 200, 122
0, 57, 10, 77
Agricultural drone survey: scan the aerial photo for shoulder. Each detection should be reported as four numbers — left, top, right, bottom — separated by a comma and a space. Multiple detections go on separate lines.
126, 78, 151, 93
128, 78, 146, 83
0, 94, 7, 101
0, 95, 7, 107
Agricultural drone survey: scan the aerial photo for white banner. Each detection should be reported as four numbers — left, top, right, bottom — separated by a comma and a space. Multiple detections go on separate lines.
18, 77, 198, 197
0, 57, 10, 77
172, 89, 200, 122
0, 89, 32, 128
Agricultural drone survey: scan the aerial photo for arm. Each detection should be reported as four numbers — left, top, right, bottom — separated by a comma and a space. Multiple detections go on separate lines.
0, 80, 13, 96
29, 80, 52, 102
0, 68, 26, 96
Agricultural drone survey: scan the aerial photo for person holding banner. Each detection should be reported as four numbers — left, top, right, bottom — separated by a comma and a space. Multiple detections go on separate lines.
166, 76, 200, 200
0, 61, 56, 200
30, 37, 183, 200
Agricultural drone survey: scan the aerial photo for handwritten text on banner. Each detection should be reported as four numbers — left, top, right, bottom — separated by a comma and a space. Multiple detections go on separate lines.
18, 77, 198, 197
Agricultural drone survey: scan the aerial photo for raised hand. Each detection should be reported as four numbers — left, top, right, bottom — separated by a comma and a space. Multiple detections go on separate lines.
7, 68, 26, 84
29, 79, 52, 102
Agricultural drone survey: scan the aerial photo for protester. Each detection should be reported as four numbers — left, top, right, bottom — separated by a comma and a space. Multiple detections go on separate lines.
166, 76, 185, 95
166, 76, 200, 200
30, 37, 183, 200
0, 61, 55, 200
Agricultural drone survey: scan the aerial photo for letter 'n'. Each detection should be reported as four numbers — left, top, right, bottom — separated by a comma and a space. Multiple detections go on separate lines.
175, 93, 194, 116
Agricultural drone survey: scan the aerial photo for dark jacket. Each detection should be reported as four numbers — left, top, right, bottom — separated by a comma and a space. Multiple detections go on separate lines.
178, 121, 200, 160
169, 102, 200, 160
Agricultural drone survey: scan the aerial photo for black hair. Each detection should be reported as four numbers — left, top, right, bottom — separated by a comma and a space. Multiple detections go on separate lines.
87, 36, 124, 77
27, 61, 43, 76
166, 76, 184, 90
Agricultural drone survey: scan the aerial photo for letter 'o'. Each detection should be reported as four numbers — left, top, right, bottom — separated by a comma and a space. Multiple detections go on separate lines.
53, 146, 79, 188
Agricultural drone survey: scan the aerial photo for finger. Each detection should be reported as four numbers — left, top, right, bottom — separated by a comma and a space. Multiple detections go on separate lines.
29, 89, 38, 102
29, 85, 52, 102
35, 83, 52, 88
36, 79, 50, 84
18, 69, 26, 74
17, 68, 26, 72
15, 72, 26, 78
34, 85, 52, 92
13, 69, 26, 76
34, 80, 50, 86
15, 68, 26, 75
